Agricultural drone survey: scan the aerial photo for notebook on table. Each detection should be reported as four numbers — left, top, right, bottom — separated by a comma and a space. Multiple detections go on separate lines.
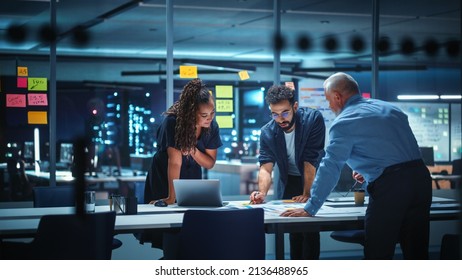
173, 179, 225, 207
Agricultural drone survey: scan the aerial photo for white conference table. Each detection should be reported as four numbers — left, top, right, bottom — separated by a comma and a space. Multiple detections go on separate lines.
0, 197, 460, 260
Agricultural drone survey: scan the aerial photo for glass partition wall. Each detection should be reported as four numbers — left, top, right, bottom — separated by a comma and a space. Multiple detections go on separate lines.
0, 0, 460, 202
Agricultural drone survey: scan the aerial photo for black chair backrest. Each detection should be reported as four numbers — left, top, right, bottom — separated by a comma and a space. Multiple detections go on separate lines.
31, 212, 116, 259
178, 208, 265, 260
452, 159, 461, 175
33, 186, 75, 207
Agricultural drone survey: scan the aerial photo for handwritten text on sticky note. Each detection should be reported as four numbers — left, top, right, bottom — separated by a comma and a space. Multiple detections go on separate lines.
179, 65, 198, 78
216, 99, 233, 112
28, 93, 48, 106
6, 94, 27, 107
17, 67, 28, 77
28, 77, 48, 91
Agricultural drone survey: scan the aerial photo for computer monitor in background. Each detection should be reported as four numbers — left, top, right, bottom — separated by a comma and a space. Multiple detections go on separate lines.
23, 141, 34, 163
59, 143, 74, 164
419, 146, 435, 166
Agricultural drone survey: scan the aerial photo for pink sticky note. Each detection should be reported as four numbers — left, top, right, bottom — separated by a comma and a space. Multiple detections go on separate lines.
17, 77, 27, 88
362, 92, 371, 99
28, 93, 48, 106
6, 94, 27, 107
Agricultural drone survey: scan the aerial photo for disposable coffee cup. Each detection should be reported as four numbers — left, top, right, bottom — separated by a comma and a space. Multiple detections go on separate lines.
84, 191, 96, 213
354, 190, 365, 206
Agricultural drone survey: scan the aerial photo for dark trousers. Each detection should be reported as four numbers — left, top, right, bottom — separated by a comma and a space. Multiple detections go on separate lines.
365, 159, 432, 259
284, 175, 320, 260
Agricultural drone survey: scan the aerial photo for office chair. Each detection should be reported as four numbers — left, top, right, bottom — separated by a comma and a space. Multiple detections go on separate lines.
330, 230, 365, 246
33, 185, 75, 207
164, 208, 265, 260
451, 159, 461, 189
440, 234, 461, 259
32, 186, 123, 250
1, 212, 116, 260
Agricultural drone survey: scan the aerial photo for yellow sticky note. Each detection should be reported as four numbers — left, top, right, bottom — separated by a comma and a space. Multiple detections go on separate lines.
28, 77, 48, 91
216, 100, 233, 112
285, 82, 295, 90
215, 85, 233, 98
215, 115, 233, 128
238, 70, 250, 80
179, 65, 198, 78
17, 67, 28, 77
28, 111, 48, 124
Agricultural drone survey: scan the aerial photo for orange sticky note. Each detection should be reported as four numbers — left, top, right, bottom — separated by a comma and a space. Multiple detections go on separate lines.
285, 82, 295, 90
17, 77, 27, 88
28, 93, 48, 106
238, 70, 250, 80
179, 65, 198, 78
17, 66, 28, 77
28, 111, 48, 124
6, 94, 26, 107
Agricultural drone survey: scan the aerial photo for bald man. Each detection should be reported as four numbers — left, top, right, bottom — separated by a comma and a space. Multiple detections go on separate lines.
281, 72, 432, 260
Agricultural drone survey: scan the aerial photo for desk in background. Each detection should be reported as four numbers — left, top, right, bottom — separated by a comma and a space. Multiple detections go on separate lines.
208, 160, 259, 195
24, 170, 147, 200
431, 174, 462, 189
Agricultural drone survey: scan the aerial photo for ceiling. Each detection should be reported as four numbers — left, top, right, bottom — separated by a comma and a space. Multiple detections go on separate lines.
0, 0, 460, 82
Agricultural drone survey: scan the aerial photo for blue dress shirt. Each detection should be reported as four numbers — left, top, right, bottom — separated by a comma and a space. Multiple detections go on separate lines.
304, 94, 421, 215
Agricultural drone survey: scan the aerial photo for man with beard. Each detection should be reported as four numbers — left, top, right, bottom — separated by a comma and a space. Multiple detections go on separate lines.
250, 85, 326, 259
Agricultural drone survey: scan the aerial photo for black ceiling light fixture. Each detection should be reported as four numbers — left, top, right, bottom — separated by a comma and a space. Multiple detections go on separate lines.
6, 24, 27, 43
400, 36, 415, 55
377, 36, 391, 54
350, 35, 365, 53
423, 38, 439, 57
323, 35, 338, 52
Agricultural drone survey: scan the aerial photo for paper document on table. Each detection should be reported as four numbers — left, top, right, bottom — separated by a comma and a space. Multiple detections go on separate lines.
326, 197, 355, 202
315, 205, 366, 217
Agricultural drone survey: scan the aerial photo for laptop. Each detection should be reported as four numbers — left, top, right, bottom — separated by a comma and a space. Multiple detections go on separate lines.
173, 179, 224, 207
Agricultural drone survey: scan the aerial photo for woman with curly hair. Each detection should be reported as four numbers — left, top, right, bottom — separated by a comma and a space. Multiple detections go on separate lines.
144, 78, 222, 206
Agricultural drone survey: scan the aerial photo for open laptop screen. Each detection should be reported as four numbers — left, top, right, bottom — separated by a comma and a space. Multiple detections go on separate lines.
173, 179, 223, 207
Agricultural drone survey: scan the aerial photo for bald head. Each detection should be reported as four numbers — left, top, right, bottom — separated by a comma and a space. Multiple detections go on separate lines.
324, 72, 360, 98
323, 72, 361, 115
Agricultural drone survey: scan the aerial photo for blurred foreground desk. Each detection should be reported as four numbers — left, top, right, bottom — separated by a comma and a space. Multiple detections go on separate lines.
431, 174, 462, 189
0, 196, 459, 259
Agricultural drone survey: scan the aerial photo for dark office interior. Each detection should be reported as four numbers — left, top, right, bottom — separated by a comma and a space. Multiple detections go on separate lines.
0, 0, 461, 260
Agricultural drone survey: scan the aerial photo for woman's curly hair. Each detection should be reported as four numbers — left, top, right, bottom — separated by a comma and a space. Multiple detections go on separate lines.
164, 78, 212, 154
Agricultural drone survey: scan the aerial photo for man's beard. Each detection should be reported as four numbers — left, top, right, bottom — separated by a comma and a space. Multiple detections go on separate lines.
278, 116, 296, 132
